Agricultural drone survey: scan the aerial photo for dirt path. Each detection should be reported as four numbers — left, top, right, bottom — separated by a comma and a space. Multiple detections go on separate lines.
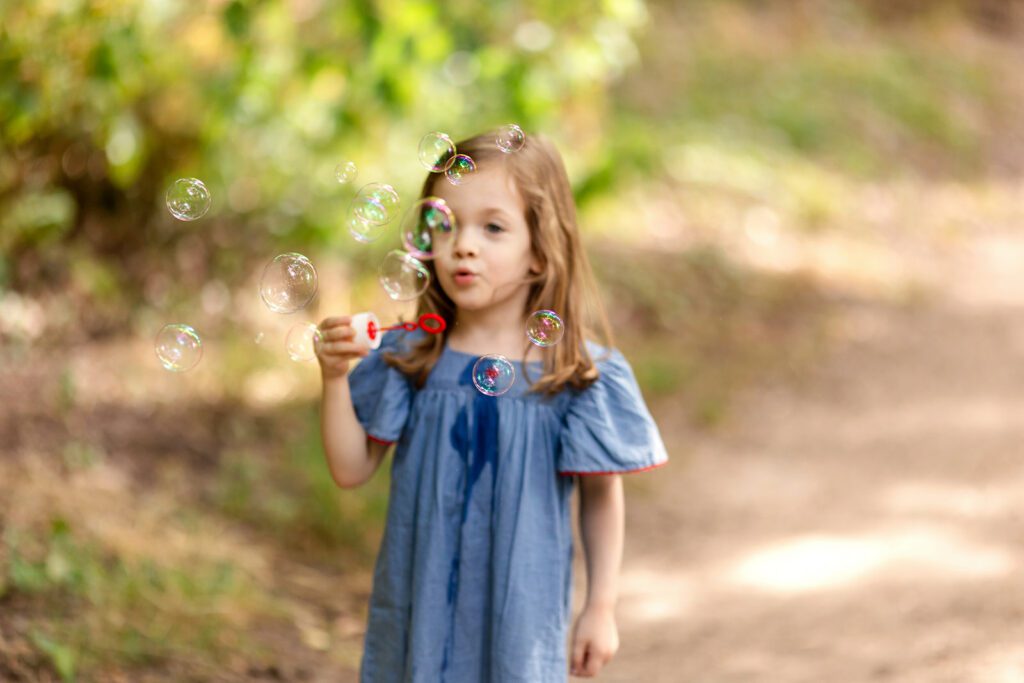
598, 223, 1024, 682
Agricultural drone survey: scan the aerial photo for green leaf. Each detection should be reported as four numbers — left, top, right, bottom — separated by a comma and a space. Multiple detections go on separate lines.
30, 631, 78, 682
223, 0, 251, 39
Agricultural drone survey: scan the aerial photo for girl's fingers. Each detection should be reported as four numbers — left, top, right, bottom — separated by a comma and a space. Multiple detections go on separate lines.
318, 341, 369, 356
320, 326, 355, 342
571, 640, 587, 676
319, 315, 352, 329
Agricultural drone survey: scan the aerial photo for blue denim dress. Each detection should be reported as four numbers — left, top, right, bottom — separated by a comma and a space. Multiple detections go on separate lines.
348, 330, 668, 683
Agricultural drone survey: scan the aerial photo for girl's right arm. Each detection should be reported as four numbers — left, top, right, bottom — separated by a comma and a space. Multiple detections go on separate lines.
317, 316, 389, 489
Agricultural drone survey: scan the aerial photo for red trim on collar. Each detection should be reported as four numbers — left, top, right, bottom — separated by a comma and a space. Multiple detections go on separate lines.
558, 460, 668, 477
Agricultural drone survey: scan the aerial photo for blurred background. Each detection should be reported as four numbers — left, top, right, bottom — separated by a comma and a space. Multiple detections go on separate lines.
3, 0, 1024, 680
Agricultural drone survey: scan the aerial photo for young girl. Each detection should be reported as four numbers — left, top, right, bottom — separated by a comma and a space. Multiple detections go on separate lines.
316, 132, 668, 682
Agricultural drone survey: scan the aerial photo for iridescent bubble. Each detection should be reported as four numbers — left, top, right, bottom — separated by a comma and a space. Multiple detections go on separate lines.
351, 182, 401, 226
347, 211, 387, 243
401, 197, 456, 260
418, 132, 457, 173
166, 178, 212, 221
472, 355, 516, 396
254, 332, 265, 345
379, 250, 431, 301
445, 154, 476, 185
526, 309, 564, 347
335, 161, 358, 184
496, 124, 526, 153
155, 323, 203, 372
286, 322, 323, 362
259, 252, 318, 314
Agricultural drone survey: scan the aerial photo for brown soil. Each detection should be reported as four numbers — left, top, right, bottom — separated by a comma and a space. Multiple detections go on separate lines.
597, 224, 1024, 682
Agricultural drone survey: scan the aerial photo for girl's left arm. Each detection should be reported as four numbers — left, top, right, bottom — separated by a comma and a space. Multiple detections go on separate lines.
571, 474, 624, 678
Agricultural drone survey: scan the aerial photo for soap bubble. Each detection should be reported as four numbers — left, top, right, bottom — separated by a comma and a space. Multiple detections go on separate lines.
335, 161, 358, 184
401, 197, 456, 260
496, 124, 526, 153
347, 211, 388, 243
166, 178, 212, 221
526, 309, 564, 347
379, 250, 431, 301
445, 154, 476, 185
472, 355, 516, 396
351, 182, 400, 226
286, 322, 323, 362
260, 252, 318, 313
155, 324, 203, 372
418, 132, 457, 172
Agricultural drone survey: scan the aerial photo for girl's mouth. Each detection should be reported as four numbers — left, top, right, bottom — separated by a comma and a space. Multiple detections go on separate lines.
453, 268, 477, 286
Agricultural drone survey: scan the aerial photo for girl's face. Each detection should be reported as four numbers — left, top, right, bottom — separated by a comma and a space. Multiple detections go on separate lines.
430, 164, 540, 319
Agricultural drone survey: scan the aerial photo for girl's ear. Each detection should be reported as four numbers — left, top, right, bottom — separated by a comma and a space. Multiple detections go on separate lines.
529, 257, 543, 275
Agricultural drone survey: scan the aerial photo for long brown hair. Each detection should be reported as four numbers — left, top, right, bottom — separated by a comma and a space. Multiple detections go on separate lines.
384, 130, 612, 395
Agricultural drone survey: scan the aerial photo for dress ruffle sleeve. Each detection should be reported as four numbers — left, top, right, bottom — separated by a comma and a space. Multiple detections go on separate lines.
557, 347, 669, 476
346, 330, 415, 445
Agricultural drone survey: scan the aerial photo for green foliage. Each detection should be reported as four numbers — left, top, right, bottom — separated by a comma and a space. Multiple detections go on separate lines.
29, 631, 78, 682
614, 0, 997, 180
0, 189, 75, 249
0, 0, 644, 261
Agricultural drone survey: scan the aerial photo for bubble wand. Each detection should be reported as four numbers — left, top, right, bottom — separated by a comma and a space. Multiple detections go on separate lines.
350, 312, 446, 350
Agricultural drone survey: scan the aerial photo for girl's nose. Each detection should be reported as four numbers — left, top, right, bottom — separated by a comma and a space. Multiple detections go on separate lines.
452, 228, 479, 258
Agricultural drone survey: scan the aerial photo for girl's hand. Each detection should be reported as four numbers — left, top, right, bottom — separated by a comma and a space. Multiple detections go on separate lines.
316, 316, 370, 381
570, 604, 619, 678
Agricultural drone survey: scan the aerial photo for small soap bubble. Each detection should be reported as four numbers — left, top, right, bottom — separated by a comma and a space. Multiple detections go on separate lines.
254, 332, 265, 345
472, 355, 516, 396
401, 197, 456, 260
496, 124, 526, 153
526, 309, 564, 347
335, 161, 358, 184
418, 132, 457, 173
166, 178, 212, 221
351, 182, 401, 226
260, 252, 318, 314
286, 322, 323, 362
379, 250, 431, 301
445, 154, 476, 185
155, 323, 203, 372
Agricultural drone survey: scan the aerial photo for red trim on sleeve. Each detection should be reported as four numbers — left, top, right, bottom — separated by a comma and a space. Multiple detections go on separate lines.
367, 434, 395, 446
557, 459, 668, 477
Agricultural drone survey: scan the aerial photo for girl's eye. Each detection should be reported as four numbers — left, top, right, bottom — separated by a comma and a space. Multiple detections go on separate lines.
485, 223, 505, 234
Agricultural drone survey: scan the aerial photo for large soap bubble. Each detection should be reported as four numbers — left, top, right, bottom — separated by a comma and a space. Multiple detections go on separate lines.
155, 323, 203, 372
335, 161, 358, 184
379, 250, 430, 301
260, 252, 318, 313
472, 355, 516, 396
286, 322, 323, 362
526, 310, 564, 347
347, 211, 388, 243
445, 154, 476, 185
351, 182, 401, 226
418, 132, 457, 173
166, 178, 212, 221
496, 124, 526, 153
401, 197, 456, 260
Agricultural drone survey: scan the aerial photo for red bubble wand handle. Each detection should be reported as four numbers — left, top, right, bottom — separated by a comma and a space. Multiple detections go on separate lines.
380, 312, 447, 335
